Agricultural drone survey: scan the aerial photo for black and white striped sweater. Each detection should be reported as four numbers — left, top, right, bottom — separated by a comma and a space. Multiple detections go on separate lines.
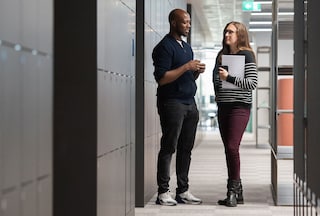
213, 50, 258, 107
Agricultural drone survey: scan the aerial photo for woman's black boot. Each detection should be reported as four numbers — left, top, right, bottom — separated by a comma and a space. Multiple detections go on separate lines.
236, 180, 244, 204
218, 179, 242, 207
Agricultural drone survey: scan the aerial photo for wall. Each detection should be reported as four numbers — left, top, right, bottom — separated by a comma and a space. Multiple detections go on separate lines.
251, 32, 293, 66
0, 0, 53, 215
1, 0, 136, 215
294, 0, 320, 214
278, 40, 293, 66
97, 0, 135, 215
251, 32, 272, 52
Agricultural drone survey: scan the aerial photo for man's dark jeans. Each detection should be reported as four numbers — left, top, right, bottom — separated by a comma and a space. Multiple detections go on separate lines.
157, 100, 199, 194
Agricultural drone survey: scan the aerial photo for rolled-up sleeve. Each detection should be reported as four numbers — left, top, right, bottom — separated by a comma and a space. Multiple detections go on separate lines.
152, 44, 172, 82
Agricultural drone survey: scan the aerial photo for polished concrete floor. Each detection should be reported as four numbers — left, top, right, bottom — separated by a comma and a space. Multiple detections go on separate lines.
135, 129, 294, 216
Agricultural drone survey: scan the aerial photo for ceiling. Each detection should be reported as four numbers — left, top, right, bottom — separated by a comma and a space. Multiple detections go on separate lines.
187, 0, 294, 49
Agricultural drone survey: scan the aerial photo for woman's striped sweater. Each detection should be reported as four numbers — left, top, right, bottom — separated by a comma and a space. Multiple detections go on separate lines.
213, 50, 258, 107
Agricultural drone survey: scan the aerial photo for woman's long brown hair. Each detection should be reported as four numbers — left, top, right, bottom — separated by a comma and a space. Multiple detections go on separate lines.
217, 21, 256, 63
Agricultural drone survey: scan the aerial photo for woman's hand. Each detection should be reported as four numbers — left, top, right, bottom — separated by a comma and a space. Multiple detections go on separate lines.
218, 66, 229, 81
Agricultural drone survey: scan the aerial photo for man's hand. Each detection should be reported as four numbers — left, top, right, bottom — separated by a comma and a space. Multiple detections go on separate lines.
187, 59, 205, 73
196, 63, 206, 73
192, 60, 205, 79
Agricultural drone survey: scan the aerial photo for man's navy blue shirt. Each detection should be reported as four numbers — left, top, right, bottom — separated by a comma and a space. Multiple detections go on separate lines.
152, 34, 197, 104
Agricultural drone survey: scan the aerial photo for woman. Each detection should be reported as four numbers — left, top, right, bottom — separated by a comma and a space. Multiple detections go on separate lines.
213, 21, 258, 207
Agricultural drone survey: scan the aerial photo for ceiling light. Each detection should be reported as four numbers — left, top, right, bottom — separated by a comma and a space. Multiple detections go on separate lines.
249, 21, 272, 25
249, 28, 272, 32
251, 12, 272, 16
251, 12, 294, 16
255, 1, 272, 4
279, 12, 294, 16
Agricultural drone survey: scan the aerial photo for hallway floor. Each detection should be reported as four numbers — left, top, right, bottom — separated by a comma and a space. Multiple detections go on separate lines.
135, 129, 293, 216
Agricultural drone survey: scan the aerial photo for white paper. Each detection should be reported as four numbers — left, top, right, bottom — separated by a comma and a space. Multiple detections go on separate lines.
221, 55, 245, 89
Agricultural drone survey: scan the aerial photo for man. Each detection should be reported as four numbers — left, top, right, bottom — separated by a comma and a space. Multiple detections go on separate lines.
152, 8, 206, 206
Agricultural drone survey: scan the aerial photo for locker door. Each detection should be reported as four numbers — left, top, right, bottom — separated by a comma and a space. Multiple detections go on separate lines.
1, 190, 20, 216
21, 53, 37, 183
21, 183, 36, 216
2, 47, 21, 190
37, 177, 52, 216
37, 56, 52, 177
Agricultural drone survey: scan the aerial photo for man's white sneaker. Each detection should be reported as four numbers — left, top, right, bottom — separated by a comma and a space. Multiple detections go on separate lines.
156, 191, 177, 206
175, 190, 202, 204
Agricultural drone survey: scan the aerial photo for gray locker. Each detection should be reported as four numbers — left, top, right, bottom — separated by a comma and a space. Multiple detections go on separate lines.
97, 156, 107, 216
107, 72, 117, 152
2, 48, 21, 190
0, 0, 20, 44
97, 0, 105, 69
37, 56, 52, 177
97, 71, 108, 156
125, 144, 135, 215
115, 149, 126, 216
125, 77, 130, 146
21, 182, 36, 216
1, 190, 20, 216
130, 79, 135, 146
37, 177, 52, 216
109, 74, 118, 150
129, 78, 135, 213
21, 53, 37, 182
37, 0, 53, 53
115, 148, 126, 216
97, 0, 135, 215
97, 150, 126, 216
125, 146, 130, 214
21, 0, 37, 49
117, 76, 126, 149
0, 47, 4, 192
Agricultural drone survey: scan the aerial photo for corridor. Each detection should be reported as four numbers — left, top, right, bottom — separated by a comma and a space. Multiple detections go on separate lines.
135, 130, 293, 216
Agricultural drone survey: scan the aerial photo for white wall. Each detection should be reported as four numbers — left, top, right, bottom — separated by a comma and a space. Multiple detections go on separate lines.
278, 39, 294, 66
251, 32, 293, 66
